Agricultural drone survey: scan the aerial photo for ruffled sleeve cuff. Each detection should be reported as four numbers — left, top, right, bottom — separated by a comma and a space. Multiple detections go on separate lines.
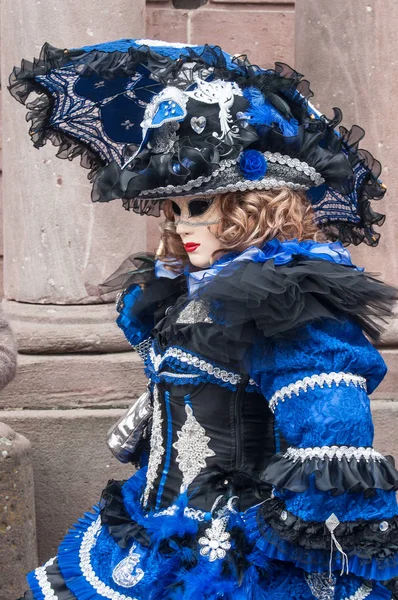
261, 445, 398, 497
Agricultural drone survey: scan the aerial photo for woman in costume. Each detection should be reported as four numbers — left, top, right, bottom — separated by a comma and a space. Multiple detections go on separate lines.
9, 40, 398, 599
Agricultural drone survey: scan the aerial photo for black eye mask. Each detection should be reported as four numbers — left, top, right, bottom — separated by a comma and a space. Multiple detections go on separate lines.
171, 198, 214, 218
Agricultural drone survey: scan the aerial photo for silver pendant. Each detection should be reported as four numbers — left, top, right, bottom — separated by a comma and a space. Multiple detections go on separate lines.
190, 115, 207, 134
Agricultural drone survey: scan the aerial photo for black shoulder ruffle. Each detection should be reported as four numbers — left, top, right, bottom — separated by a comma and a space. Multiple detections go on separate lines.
258, 497, 398, 559
197, 257, 397, 343
261, 452, 398, 497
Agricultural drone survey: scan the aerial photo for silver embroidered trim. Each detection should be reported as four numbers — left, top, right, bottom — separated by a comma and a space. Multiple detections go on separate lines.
159, 371, 200, 379
176, 300, 213, 324
139, 157, 237, 196
80, 516, 136, 600
142, 385, 164, 507
138, 149, 324, 199
264, 151, 323, 184
173, 404, 216, 492
284, 445, 385, 463
112, 543, 145, 588
151, 504, 206, 521
268, 372, 367, 412
34, 557, 57, 600
148, 345, 258, 387
199, 517, 231, 561
139, 175, 308, 199
305, 572, 336, 600
345, 584, 373, 600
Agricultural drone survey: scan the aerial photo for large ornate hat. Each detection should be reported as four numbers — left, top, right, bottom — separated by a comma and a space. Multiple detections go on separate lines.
9, 39, 386, 245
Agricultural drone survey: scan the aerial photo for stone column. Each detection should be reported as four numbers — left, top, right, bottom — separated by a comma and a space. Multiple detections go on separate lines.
295, 1, 398, 446
0, 422, 37, 598
0, 0, 147, 565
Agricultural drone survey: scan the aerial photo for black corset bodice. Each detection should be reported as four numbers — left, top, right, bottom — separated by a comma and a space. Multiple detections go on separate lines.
145, 378, 280, 513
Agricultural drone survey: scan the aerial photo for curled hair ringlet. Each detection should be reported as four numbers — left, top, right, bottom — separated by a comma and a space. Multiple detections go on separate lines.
157, 188, 324, 273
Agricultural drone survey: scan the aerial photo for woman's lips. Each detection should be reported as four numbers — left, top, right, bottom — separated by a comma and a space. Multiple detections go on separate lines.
184, 243, 201, 253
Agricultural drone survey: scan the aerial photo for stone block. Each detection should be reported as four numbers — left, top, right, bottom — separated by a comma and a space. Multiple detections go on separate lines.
190, 9, 294, 67
372, 349, 398, 401
372, 400, 398, 459
0, 408, 132, 563
1, 0, 148, 304
0, 352, 147, 410
0, 422, 37, 598
146, 7, 189, 42
2, 299, 132, 353
295, 1, 398, 287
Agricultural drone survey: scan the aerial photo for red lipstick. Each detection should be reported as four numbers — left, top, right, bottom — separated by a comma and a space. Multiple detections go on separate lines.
184, 243, 201, 253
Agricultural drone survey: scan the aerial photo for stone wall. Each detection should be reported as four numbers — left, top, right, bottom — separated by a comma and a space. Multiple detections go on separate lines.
0, 0, 147, 585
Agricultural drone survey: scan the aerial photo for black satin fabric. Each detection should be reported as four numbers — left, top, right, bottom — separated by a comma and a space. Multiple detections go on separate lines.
262, 453, 398, 497
146, 380, 281, 512
100, 480, 151, 549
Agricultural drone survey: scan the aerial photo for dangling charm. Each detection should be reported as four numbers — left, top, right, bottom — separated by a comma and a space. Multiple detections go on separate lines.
112, 543, 145, 588
198, 517, 231, 562
325, 513, 349, 578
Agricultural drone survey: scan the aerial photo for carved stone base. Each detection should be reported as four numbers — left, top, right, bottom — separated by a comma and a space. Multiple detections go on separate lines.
3, 299, 131, 353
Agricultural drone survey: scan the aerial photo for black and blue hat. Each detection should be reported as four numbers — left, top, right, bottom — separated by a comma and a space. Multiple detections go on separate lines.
9, 39, 386, 245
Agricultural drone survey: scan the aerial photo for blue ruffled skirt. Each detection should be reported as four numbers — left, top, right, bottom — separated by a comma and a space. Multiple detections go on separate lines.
24, 468, 392, 600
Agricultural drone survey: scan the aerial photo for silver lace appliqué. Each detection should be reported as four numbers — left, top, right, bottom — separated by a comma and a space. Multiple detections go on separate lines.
176, 300, 213, 324
112, 544, 145, 588
345, 584, 373, 600
305, 572, 336, 600
142, 385, 164, 507
198, 517, 231, 562
173, 403, 215, 492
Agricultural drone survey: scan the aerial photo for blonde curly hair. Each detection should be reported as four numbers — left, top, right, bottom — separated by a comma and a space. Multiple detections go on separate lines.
157, 188, 324, 272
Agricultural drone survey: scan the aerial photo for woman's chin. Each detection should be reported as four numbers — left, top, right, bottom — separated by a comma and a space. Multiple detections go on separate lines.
187, 253, 211, 268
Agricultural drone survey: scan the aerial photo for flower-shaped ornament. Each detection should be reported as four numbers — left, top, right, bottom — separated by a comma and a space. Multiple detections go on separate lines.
198, 518, 231, 562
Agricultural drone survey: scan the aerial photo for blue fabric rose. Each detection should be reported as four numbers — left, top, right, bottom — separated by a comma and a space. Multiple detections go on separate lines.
239, 149, 267, 181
